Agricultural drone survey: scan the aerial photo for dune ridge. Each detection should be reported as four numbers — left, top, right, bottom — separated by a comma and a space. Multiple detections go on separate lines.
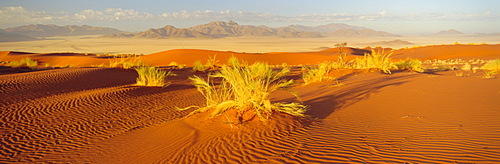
2, 44, 498, 68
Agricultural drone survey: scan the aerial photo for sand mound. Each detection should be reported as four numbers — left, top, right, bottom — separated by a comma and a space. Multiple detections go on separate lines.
393, 44, 500, 60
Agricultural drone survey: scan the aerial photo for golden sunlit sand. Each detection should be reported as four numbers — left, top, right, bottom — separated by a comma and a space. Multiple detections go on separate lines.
1, 44, 499, 163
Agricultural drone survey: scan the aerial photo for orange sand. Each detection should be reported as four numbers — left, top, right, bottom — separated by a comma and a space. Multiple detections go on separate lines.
1, 44, 500, 163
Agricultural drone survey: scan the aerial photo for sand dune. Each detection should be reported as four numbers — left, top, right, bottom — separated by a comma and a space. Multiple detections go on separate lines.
1, 44, 499, 67
1, 45, 499, 163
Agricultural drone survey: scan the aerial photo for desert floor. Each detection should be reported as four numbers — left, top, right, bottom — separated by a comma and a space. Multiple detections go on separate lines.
0, 35, 499, 54
1, 44, 500, 163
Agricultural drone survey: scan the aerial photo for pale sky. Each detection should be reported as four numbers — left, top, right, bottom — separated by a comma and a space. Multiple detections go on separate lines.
1, 0, 498, 34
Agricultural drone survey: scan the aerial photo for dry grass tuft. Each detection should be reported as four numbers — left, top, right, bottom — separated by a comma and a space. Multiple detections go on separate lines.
353, 50, 396, 74
302, 62, 340, 85
192, 60, 206, 72
109, 55, 145, 69
482, 59, 500, 74
9, 57, 38, 69
395, 58, 424, 72
180, 58, 307, 123
135, 66, 175, 87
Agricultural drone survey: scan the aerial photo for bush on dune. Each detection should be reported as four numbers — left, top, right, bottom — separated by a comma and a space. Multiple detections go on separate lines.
394, 58, 424, 73
192, 60, 206, 72
353, 50, 396, 74
110, 55, 145, 69
482, 59, 500, 74
180, 58, 307, 123
302, 61, 340, 85
9, 57, 38, 69
135, 66, 175, 87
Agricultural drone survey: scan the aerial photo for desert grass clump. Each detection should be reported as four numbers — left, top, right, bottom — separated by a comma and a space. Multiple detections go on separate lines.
353, 50, 396, 74
394, 58, 424, 72
192, 60, 207, 72
302, 62, 339, 85
481, 59, 500, 74
110, 55, 145, 69
204, 55, 219, 70
9, 57, 38, 69
135, 66, 175, 87
180, 58, 307, 123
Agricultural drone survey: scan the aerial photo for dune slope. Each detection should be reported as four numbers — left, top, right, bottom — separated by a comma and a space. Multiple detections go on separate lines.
1, 68, 499, 163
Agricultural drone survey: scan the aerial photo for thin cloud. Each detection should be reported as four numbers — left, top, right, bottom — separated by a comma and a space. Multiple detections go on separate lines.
73, 8, 154, 21
0, 6, 498, 26
0, 6, 69, 24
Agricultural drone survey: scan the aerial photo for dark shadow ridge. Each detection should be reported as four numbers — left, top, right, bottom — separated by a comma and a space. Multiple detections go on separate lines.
0, 66, 54, 75
302, 74, 417, 119
351, 48, 371, 56
125, 84, 195, 97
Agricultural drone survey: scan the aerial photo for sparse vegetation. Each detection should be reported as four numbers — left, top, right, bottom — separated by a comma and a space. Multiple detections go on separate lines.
179, 58, 307, 123
110, 55, 145, 69
169, 61, 186, 69
192, 60, 207, 72
481, 59, 500, 75
395, 58, 424, 72
192, 55, 220, 72
335, 42, 348, 67
302, 62, 339, 85
9, 57, 38, 69
204, 55, 219, 70
135, 66, 175, 87
353, 50, 396, 74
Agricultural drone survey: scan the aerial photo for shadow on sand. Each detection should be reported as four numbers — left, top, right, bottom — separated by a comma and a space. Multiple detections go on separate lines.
301, 74, 417, 119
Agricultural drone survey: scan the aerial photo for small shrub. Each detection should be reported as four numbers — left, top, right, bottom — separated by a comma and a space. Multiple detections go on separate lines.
192, 60, 206, 72
335, 42, 348, 66
8, 61, 22, 67
204, 55, 219, 70
395, 58, 424, 72
353, 50, 396, 74
135, 66, 175, 87
302, 62, 338, 85
110, 55, 145, 69
481, 59, 500, 74
179, 58, 307, 123
9, 57, 38, 69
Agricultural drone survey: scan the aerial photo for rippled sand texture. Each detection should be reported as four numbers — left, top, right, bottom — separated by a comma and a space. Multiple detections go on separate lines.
1, 45, 499, 163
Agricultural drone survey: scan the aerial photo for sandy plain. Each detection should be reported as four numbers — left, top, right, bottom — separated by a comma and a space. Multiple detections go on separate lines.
0, 37, 500, 163
0, 35, 499, 54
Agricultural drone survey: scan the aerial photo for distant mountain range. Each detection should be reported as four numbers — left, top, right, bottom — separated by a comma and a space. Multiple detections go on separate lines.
104, 21, 399, 39
105, 21, 325, 38
329, 29, 400, 37
287, 23, 368, 33
434, 29, 465, 35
